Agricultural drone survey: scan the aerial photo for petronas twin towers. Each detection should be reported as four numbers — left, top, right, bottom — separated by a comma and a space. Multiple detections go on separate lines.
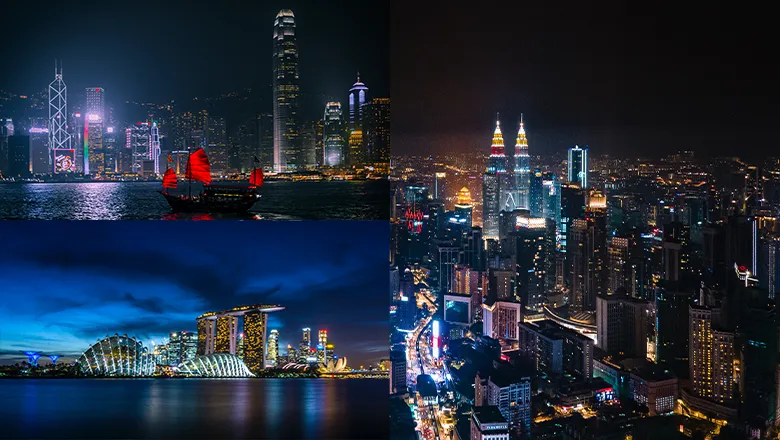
482, 115, 531, 239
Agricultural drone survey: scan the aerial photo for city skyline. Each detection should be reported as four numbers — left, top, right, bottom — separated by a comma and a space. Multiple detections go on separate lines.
391, 1, 775, 159
0, 221, 388, 367
0, 1, 389, 110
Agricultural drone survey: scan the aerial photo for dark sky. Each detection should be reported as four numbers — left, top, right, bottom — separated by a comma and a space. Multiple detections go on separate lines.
1, 0, 388, 105
0, 221, 388, 367
391, 1, 777, 159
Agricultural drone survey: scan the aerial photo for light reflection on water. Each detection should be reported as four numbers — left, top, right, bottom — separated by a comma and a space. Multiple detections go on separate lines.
0, 181, 388, 220
1, 378, 387, 439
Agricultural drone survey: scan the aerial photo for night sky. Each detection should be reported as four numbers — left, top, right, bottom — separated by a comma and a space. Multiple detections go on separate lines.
391, 1, 777, 159
0, 0, 388, 105
0, 221, 388, 367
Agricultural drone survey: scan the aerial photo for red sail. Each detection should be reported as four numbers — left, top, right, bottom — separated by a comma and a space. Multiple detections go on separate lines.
185, 148, 212, 184
249, 168, 264, 187
162, 168, 178, 188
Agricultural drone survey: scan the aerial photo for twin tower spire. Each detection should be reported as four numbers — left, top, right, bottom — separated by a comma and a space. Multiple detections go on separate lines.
490, 113, 528, 157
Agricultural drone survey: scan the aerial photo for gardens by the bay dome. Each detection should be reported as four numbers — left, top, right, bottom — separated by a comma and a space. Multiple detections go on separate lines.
75, 334, 155, 377
176, 353, 255, 378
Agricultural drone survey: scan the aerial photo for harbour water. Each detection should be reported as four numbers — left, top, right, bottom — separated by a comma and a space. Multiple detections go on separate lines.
0, 180, 388, 220
0, 378, 388, 439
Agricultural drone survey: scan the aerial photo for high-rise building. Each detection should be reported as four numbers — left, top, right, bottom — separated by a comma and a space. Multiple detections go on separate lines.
568, 214, 607, 311
272, 9, 300, 172
86, 116, 103, 175
6, 135, 31, 177
390, 347, 408, 395
29, 128, 49, 174
348, 74, 368, 131
518, 319, 594, 379
607, 237, 630, 295
568, 145, 588, 188
128, 122, 152, 176
483, 118, 508, 240
317, 329, 328, 363
267, 329, 279, 366
348, 129, 363, 167
689, 305, 736, 403
482, 299, 522, 349
514, 217, 555, 312
85, 87, 105, 122
454, 187, 474, 228
363, 97, 390, 163
256, 113, 274, 171
206, 116, 228, 177
595, 294, 649, 358
541, 173, 562, 235
470, 406, 510, 440
513, 115, 530, 210
475, 365, 532, 434
529, 169, 544, 218
49, 64, 71, 173
323, 102, 345, 167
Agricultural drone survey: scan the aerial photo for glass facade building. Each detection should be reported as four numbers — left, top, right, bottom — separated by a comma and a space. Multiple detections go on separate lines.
272, 9, 300, 172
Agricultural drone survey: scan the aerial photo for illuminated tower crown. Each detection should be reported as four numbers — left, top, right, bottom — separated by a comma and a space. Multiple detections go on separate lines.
456, 187, 473, 207
515, 113, 529, 157
490, 115, 504, 157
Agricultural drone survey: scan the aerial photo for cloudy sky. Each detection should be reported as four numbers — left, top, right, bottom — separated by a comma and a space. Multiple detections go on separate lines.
0, 221, 388, 367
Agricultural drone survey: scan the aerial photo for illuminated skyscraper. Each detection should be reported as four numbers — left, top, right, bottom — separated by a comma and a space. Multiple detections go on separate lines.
363, 97, 390, 163
317, 329, 328, 363
128, 122, 152, 176
483, 117, 508, 240
513, 115, 530, 210
348, 129, 363, 167
568, 145, 588, 188
215, 315, 238, 354
48, 62, 71, 173
454, 187, 474, 228
272, 9, 300, 172
85, 87, 105, 122
267, 329, 279, 366
348, 74, 368, 131
205, 117, 228, 176
323, 102, 345, 166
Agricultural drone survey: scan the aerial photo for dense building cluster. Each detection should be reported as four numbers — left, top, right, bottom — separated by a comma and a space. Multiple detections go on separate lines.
0, 10, 389, 181
390, 117, 780, 439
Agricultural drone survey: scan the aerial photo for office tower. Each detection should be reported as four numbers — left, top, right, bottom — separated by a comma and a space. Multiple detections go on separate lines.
595, 294, 649, 358
267, 329, 279, 366
568, 145, 588, 188
475, 366, 532, 434
470, 407, 509, 440
607, 237, 630, 295
482, 300, 522, 348
390, 265, 401, 301
454, 265, 488, 322
256, 113, 274, 171
655, 290, 692, 376
759, 235, 780, 299
317, 329, 327, 363
323, 102, 345, 166
518, 319, 594, 378
454, 187, 474, 228
6, 135, 31, 177
128, 122, 153, 176
243, 310, 269, 372
560, 184, 586, 259
529, 169, 544, 218
29, 128, 49, 174
102, 126, 118, 173
513, 115, 530, 210
206, 117, 228, 177
348, 74, 368, 131
181, 331, 197, 363
272, 9, 300, 172
86, 116, 104, 174
85, 87, 105, 122
348, 129, 363, 167
390, 347, 408, 394
299, 122, 318, 169
514, 217, 555, 312
568, 214, 607, 311
167, 332, 183, 366
237, 333, 246, 360
542, 173, 562, 232
463, 227, 486, 271
299, 327, 311, 361
363, 97, 390, 163
438, 245, 460, 293
662, 222, 692, 289
491, 269, 515, 301
49, 64, 71, 173
397, 271, 417, 331
483, 118, 507, 240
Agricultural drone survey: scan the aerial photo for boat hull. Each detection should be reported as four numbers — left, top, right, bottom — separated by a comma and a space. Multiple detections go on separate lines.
159, 191, 209, 213
159, 186, 259, 214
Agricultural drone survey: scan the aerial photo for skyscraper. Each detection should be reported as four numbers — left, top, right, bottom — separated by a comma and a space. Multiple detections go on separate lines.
85, 87, 105, 122
363, 97, 390, 163
272, 9, 300, 172
568, 145, 588, 188
267, 329, 279, 366
48, 63, 71, 173
513, 115, 530, 210
323, 102, 345, 166
317, 329, 328, 363
483, 118, 507, 240
348, 74, 368, 131
206, 117, 228, 176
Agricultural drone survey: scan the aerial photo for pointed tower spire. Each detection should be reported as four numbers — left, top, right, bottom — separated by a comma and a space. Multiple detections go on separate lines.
357, 72, 361, 83
515, 114, 528, 157
491, 114, 504, 156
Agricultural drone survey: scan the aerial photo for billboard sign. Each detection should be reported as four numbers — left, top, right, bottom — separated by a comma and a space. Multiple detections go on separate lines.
54, 149, 76, 173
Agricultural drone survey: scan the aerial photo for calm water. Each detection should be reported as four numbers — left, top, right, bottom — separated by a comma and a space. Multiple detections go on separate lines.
0, 378, 388, 439
0, 180, 388, 220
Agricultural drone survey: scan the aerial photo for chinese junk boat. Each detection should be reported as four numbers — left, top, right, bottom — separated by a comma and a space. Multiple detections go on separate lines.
159, 148, 263, 213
